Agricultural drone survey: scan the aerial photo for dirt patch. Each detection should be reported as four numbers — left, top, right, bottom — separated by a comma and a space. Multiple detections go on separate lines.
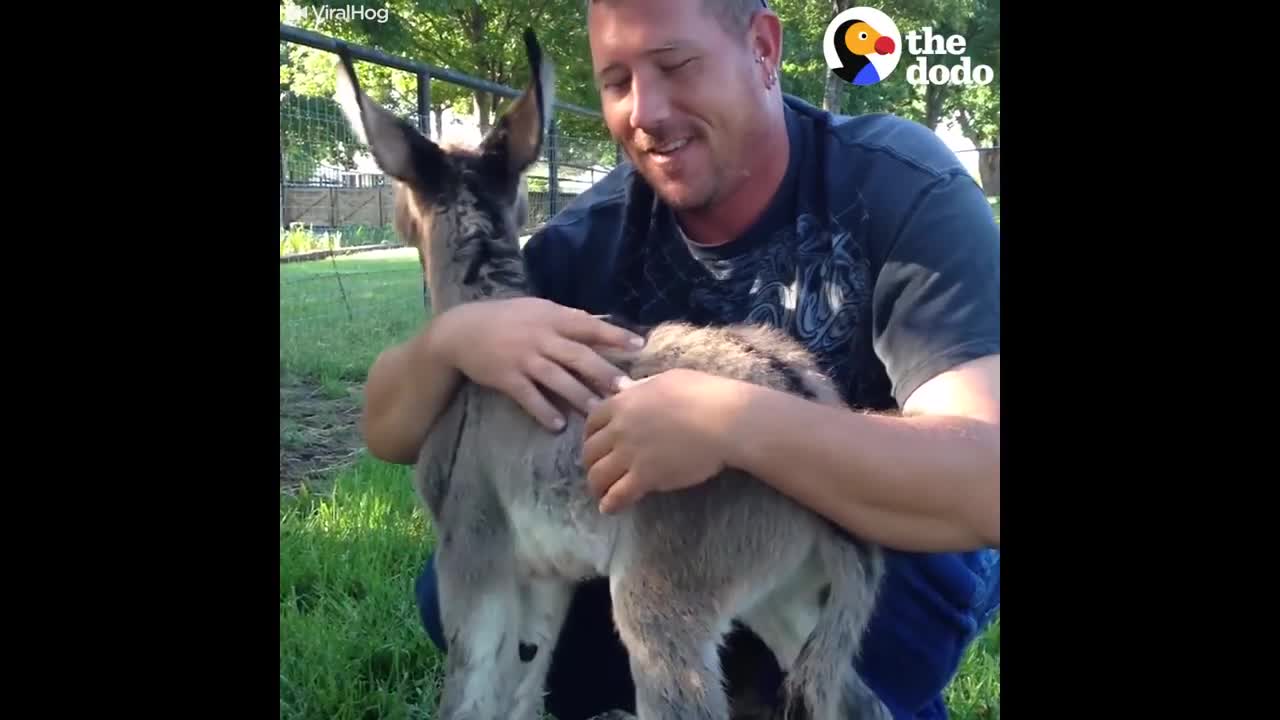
281, 374, 365, 494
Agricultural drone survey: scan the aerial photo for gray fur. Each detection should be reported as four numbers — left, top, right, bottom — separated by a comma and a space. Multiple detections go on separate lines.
335, 29, 893, 720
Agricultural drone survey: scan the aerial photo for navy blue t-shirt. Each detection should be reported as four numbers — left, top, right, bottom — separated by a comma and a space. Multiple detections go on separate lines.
522, 95, 1000, 718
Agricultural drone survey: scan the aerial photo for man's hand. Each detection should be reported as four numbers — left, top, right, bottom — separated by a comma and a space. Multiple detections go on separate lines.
435, 298, 645, 432
581, 369, 744, 514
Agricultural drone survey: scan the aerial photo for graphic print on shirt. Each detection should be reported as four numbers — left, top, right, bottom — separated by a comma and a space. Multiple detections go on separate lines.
617, 210, 893, 410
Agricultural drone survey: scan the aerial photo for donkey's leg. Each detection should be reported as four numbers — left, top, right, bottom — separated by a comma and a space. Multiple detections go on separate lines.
432, 507, 526, 720
610, 569, 734, 720
434, 574, 524, 719
508, 578, 574, 720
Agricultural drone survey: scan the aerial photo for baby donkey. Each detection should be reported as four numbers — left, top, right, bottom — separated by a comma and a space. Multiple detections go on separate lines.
334, 30, 893, 720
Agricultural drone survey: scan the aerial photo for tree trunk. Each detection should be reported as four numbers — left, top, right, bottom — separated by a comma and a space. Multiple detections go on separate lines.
824, 73, 844, 113
465, 4, 491, 134
954, 111, 999, 197
473, 90, 492, 134
823, 0, 852, 112
977, 148, 999, 197
924, 84, 947, 129
434, 107, 444, 138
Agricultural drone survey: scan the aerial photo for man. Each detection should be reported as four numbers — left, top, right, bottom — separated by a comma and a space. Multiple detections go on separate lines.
361, 0, 1000, 718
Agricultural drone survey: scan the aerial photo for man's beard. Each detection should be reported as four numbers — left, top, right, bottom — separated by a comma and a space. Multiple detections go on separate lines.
631, 143, 729, 213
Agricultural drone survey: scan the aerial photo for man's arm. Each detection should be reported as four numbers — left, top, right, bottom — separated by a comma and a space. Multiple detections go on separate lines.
731, 169, 1000, 551
361, 322, 465, 465
722, 355, 998, 552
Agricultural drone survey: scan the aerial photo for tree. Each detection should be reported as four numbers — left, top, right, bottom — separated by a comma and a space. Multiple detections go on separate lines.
767, 0, 999, 194
279, 0, 997, 191
940, 0, 998, 194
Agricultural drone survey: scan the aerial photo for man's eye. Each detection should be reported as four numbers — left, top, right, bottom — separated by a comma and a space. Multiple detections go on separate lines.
662, 58, 694, 73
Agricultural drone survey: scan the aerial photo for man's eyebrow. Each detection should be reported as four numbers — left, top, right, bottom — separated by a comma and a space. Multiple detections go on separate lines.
596, 43, 687, 79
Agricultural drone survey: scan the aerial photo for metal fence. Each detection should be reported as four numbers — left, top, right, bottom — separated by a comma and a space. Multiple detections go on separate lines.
280, 23, 618, 247
280, 24, 622, 385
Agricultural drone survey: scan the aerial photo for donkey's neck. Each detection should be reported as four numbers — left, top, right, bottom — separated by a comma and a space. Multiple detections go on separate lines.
426, 223, 529, 314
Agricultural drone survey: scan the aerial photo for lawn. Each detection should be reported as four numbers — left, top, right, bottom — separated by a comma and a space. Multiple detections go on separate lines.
281, 247, 429, 384
279, 245, 1000, 720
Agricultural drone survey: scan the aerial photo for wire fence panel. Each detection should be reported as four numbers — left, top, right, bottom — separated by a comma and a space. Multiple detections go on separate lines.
280, 25, 620, 386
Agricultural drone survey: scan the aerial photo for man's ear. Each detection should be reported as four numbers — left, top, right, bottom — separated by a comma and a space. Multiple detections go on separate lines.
480, 28, 556, 177
334, 47, 448, 193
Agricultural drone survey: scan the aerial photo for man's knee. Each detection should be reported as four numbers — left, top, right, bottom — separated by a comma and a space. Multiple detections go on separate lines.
415, 552, 448, 652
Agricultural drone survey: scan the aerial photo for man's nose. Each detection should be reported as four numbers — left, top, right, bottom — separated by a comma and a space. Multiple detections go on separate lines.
629, 75, 671, 131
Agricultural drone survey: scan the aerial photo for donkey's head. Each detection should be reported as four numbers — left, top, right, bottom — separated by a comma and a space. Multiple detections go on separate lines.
334, 29, 555, 311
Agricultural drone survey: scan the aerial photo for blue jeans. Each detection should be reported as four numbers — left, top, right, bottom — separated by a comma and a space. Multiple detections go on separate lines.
415, 549, 999, 719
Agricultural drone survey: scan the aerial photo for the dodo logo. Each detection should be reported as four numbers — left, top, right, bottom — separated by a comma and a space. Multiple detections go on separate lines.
823, 6, 902, 86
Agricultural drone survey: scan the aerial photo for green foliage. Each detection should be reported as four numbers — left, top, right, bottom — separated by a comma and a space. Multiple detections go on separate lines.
280, 0, 996, 184
766, 0, 998, 139
281, 224, 402, 258
282, 0, 615, 176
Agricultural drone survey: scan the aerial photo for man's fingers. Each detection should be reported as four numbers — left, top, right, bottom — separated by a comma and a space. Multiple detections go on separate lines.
525, 356, 599, 417
505, 375, 566, 432
541, 336, 628, 398
584, 394, 614, 439
580, 417, 613, 470
586, 449, 628, 499
599, 471, 644, 514
558, 308, 645, 350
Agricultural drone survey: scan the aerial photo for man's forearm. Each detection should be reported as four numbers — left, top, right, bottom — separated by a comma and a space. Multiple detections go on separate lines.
361, 322, 464, 465
722, 384, 999, 553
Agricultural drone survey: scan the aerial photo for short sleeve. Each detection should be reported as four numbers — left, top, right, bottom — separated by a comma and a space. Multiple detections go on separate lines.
872, 171, 1000, 406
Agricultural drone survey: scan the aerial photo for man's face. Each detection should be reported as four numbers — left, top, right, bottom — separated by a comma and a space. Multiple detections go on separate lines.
588, 0, 762, 212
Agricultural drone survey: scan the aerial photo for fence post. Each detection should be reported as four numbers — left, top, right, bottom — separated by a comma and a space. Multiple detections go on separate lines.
417, 71, 432, 310
418, 70, 432, 138
547, 118, 559, 217
280, 146, 287, 230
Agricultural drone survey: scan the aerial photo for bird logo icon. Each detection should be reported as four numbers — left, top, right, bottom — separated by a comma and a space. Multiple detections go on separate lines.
824, 7, 903, 86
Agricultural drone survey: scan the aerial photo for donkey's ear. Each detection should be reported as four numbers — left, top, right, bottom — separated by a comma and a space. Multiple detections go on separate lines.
481, 28, 555, 176
334, 48, 447, 191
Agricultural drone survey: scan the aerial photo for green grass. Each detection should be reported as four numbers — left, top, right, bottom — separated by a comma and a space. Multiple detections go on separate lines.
281, 247, 430, 383
281, 456, 442, 719
280, 452, 1000, 719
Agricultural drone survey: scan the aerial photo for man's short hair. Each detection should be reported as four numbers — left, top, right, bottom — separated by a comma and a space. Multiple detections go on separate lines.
586, 0, 768, 40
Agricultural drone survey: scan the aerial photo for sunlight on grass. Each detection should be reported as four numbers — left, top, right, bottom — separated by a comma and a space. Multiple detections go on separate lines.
281, 454, 442, 720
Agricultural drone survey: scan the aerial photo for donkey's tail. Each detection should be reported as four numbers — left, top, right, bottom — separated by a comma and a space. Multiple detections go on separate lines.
779, 532, 892, 720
